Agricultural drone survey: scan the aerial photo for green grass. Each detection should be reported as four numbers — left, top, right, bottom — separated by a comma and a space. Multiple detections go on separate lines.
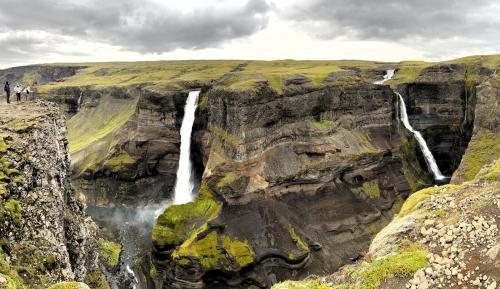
387, 61, 429, 85
397, 184, 457, 218
103, 152, 136, 173
97, 238, 122, 270
356, 244, 427, 289
454, 130, 500, 182
67, 92, 139, 154
38, 60, 243, 93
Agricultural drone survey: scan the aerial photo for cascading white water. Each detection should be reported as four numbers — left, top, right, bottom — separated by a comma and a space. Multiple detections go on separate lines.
374, 69, 395, 85
397, 92, 446, 181
173, 90, 200, 204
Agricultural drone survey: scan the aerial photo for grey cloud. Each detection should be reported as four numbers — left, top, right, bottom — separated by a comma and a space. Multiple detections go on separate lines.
284, 0, 500, 42
0, 0, 270, 53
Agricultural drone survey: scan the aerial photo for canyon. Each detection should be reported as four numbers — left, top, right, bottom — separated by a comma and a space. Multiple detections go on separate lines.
0, 56, 498, 289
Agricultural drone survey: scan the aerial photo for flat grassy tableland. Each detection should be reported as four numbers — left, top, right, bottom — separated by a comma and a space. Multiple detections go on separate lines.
38, 60, 243, 93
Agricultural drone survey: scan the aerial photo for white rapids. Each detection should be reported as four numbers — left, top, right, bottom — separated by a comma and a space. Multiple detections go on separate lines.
374, 69, 395, 85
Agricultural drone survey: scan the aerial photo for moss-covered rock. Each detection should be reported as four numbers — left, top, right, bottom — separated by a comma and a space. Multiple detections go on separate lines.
172, 231, 255, 271
46, 282, 90, 289
97, 238, 122, 270
4, 200, 22, 223
152, 183, 222, 251
452, 129, 500, 182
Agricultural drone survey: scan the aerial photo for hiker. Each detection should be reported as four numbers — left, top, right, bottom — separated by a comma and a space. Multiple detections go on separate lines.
3, 81, 10, 104
24, 85, 31, 101
14, 83, 21, 102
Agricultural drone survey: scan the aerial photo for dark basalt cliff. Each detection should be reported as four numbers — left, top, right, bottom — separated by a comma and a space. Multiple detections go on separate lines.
0, 101, 104, 288
70, 87, 188, 207
149, 65, 475, 288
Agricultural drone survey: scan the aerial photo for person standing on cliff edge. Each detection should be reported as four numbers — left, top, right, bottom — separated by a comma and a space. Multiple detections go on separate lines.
14, 83, 21, 102
3, 82, 10, 104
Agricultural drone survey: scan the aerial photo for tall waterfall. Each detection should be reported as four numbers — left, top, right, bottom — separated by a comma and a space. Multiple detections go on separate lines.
173, 90, 200, 204
397, 93, 446, 181
374, 69, 395, 85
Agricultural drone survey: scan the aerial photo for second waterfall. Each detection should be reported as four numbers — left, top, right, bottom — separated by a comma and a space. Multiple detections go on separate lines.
173, 90, 201, 204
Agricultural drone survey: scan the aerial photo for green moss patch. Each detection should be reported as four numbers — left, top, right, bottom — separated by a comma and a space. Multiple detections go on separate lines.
289, 225, 309, 254
47, 282, 90, 289
4, 200, 22, 223
0, 137, 10, 153
173, 231, 255, 270
216, 172, 237, 191
355, 244, 427, 289
152, 184, 222, 250
362, 180, 381, 199
97, 238, 122, 270
477, 159, 500, 181
397, 184, 457, 218
102, 152, 136, 173
310, 119, 338, 131
85, 273, 109, 289
1, 119, 39, 133
454, 130, 500, 182
0, 250, 26, 289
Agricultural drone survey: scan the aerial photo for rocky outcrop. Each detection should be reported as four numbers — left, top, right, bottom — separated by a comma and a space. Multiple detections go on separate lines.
0, 101, 103, 288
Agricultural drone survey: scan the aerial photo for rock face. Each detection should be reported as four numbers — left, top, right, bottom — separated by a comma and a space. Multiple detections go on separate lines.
147, 62, 488, 289
271, 67, 499, 289
0, 101, 101, 288
150, 67, 473, 288
67, 86, 188, 207
397, 64, 475, 176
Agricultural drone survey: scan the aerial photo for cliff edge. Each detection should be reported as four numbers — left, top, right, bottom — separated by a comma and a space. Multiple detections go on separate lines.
0, 101, 105, 288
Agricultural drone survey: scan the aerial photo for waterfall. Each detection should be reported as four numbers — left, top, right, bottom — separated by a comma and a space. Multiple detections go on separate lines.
397, 92, 446, 181
374, 69, 395, 85
173, 90, 201, 205
77, 91, 83, 111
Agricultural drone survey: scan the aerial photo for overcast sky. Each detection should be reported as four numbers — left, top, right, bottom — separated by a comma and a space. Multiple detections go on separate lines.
1, 0, 499, 68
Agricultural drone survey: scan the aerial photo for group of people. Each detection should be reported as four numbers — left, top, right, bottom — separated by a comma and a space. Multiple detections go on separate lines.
3, 81, 33, 104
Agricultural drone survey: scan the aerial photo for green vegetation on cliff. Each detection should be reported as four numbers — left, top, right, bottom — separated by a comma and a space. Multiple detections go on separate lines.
0, 249, 26, 289
453, 129, 500, 182
97, 238, 122, 270
47, 282, 90, 289
173, 231, 255, 270
67, 92, 138, 154
354, 244, 427, 289
152, 183, 222, 250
